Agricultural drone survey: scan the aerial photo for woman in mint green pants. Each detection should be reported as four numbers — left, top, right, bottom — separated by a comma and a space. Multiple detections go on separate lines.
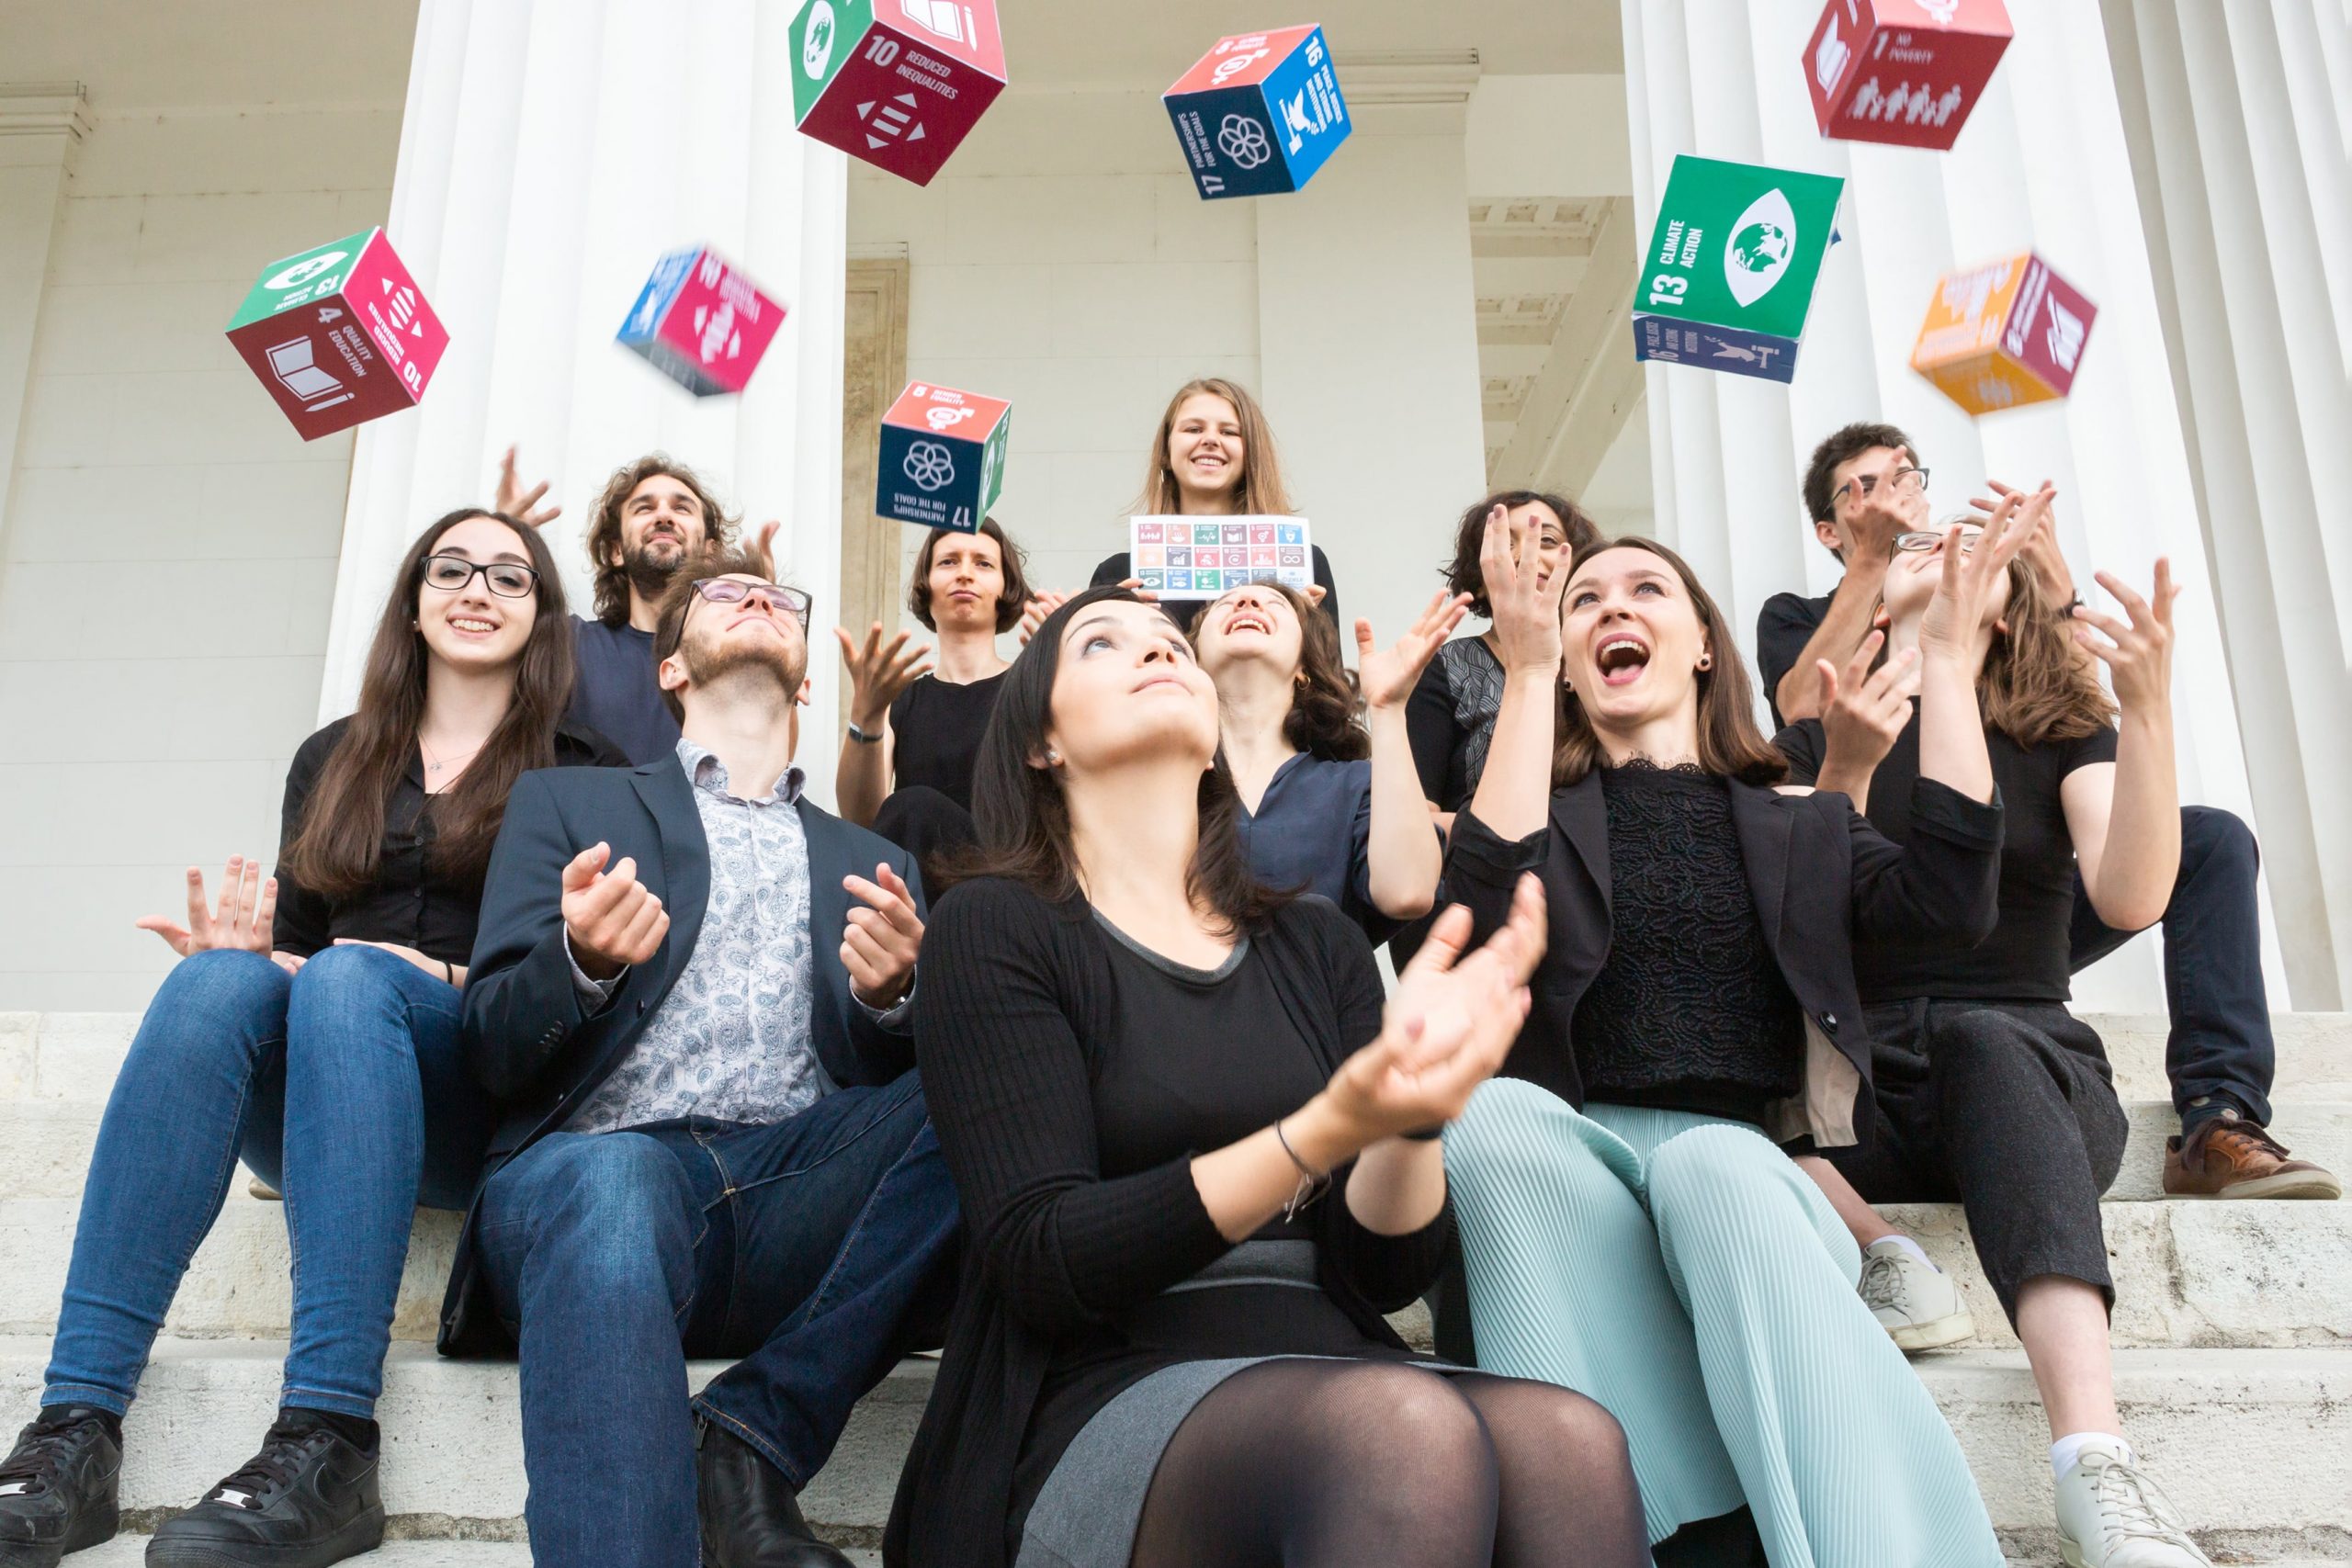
1437, 509, 2032, 1564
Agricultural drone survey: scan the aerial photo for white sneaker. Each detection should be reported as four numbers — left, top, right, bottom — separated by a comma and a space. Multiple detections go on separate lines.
1858, 1237, 1974, 1352
2054, 1438, 2211, 1568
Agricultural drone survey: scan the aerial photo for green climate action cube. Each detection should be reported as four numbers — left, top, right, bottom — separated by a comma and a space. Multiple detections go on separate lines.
1632, 156, 1845, 384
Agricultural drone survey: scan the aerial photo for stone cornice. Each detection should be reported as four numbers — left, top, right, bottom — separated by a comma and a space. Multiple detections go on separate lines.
1332, 51, 1483, 106
0, 84, 94, 141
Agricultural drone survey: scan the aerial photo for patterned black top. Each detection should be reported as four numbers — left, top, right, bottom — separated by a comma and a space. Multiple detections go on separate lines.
1404, 636, 1507, 813
1570, 761, 1804, 1123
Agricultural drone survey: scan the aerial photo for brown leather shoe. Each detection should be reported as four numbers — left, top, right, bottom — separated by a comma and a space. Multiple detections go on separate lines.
2164, 1109, 2342, 1199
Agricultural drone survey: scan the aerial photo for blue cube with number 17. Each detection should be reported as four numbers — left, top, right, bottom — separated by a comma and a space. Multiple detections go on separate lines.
1164, 26, 1350, 199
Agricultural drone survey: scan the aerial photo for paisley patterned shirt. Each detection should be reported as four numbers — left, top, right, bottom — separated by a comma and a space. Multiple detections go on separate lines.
566, 740, 824, 1133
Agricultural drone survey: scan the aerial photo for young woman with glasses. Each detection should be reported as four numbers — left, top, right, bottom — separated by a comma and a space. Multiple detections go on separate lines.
0, 508, 624, 1568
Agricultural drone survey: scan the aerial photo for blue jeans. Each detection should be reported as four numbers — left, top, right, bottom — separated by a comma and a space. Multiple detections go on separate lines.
2070, 805, 2275, 1125
44, 945, 493, 1419
471, 1077, 957, 1568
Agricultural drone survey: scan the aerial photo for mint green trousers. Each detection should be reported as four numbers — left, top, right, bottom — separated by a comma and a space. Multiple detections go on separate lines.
1444, 1078, 2004, 1567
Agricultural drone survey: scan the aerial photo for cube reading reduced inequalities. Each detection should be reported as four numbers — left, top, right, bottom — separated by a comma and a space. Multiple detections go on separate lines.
617, 246, 787, 398
225, 229, 448, 441
1632, 156, 1845, 384
789, 0, 1006, 186
1165, 26, 1350, 199
876, 381, 1010, 532
1804, 0, 2012, 152
1911, 252, 2098, 416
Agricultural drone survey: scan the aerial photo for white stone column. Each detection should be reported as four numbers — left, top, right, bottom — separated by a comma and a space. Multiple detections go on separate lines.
318, 0, 853, 802
1618, 0, 2284, 1011
0, 85, 90, 557
1253, 54, 1489, 649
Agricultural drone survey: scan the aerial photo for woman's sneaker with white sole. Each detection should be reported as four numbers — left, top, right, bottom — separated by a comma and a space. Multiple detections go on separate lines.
1858, 1236, 1975, 1352
2054, 1437, 2211, 1568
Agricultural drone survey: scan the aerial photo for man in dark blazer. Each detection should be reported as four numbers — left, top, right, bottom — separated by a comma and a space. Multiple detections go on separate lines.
441, 550, 956, 1568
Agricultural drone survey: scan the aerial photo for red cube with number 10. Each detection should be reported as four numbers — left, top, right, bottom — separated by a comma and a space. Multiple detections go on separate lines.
788, 0, 1007, 186
1804, 0, 2012, 151
224, 228, 449, 441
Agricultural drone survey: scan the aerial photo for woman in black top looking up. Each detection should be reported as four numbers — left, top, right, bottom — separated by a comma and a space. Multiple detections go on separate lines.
885, 586, 1646, 1568
0, 509, 623, 1568
1437, 505, 2023, 1565
835, 516, 1030, 866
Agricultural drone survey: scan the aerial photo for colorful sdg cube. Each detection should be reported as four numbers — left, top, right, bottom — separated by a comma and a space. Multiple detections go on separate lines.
1632, 155, 1846, 384
225, 228, 448, 440
1164, 26, 1350, 199
617, 246, 787, 397
1804, 0, 2013, 151
1911, 252, 2098, 415
876, 381, 1010, 532
790, 0, 1007, 186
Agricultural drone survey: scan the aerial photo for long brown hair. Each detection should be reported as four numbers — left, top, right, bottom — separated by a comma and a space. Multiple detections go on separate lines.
1136, 377, 1293, 517
281, 510, 575, 898
1554, 537, 1787, 788
950, 587, 1295, 935
583, 454, 739, 626
1189, 582, 1367, 761
1442, 489, 1603, 615
1981, 559, 2115, 746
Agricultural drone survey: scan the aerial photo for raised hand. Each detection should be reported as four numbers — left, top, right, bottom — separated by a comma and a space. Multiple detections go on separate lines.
561, 842, 667, 981
1846, 485, 1912, 566
1325, 874, 1545, 1141
1017, 589, 1072, 648
2073, 559, 2178, 716
1816, 629, 1919, 780
1918, 482, 2041, 667
1973, 479, 2074, 605
1357, 591, 1473, 711
1480, 503, 1567, 674
834, 621, 934, 730
136, 856, 277, 959
741, 519, 783, 582
842, 863, 923, 1008
494, 445, 562, 530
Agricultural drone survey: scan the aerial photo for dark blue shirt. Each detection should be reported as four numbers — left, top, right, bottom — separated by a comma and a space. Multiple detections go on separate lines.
1234, 753, 1393, 937
567, 615, 681, 766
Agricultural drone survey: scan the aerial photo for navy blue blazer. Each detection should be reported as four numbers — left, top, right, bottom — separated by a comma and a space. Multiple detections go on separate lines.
437, 752, 926, 1354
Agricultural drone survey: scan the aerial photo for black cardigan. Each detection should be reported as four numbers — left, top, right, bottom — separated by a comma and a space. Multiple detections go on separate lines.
885, 878, 1447, 1568
1444, 770, 2003, 1148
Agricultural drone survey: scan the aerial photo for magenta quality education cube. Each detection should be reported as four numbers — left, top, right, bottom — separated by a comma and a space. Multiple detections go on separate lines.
617, 246, 787, 397
1164, 25, 1350, 199
224, 228, 449, 441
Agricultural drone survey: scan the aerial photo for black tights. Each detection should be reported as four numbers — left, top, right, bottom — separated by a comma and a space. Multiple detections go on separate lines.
1129, 1360, 1651, 1568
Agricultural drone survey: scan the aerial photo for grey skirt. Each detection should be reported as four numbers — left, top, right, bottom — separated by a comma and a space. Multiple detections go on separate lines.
1013, 1240, 1452, 1568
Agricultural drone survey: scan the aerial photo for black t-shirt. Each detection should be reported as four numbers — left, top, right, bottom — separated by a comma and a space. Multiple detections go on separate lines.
1755, 588, 1836, 729
1091, 544, 1340, 631
886, 671, 1005, 814
567, 615, 681, 766
1775, 710, 2117, 1000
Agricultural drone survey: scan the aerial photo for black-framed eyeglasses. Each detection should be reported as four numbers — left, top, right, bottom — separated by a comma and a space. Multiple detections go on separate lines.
1832, 466, 1929, 509
688, 577, 812, 629
422, 554, 540, 598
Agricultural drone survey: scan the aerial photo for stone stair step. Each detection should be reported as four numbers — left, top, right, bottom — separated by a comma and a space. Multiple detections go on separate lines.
1879, 1201, 2352, 1350
74, 1540, 886, 1566
1, 1337, 2343, 1541
12, 1010, 2349, 1107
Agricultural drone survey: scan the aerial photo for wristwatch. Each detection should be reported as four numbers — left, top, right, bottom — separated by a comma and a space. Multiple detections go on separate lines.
846, 722, 885, 745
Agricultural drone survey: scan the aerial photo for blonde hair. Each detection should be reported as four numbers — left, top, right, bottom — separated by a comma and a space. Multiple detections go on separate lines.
1137, 378, 1293, 516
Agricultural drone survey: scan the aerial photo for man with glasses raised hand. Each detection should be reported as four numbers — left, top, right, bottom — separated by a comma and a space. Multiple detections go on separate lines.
440, 550, 956, 1568
1755, 423, 2336, 1350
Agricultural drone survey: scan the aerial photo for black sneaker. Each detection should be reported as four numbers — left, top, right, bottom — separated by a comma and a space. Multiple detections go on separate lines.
0, 1408, 121, 1567
145, 1416, 383, 1568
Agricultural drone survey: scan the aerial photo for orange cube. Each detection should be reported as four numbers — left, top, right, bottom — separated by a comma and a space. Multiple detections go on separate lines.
1910, 252, 2098, 416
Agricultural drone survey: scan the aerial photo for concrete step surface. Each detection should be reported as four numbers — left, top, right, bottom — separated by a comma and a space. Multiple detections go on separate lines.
2, 1338, 2346, 1545
73, 1540, 887, 1566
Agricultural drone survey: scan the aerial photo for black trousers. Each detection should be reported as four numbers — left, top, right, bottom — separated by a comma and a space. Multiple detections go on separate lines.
871, 784, 978, 886
1827, 999, 2128, 1326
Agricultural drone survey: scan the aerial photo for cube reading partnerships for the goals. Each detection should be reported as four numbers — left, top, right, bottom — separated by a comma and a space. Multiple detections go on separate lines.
789, 0, 1006, 186
1632, 156, 1845, 384
1910, 252, 2098, 415
1164, 26, 1349, 200
225, 229, 448, 441
1131, 516, 1314, 601
616, 246, 786, 397
876, 381, 1011, 532
1804, 0, 2012, 152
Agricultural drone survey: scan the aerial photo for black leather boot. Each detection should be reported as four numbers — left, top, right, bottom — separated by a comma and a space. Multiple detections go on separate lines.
695, 1419, 852, 1568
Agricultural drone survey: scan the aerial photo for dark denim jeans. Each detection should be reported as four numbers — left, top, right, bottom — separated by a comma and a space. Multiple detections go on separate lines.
44, 945, 492, 1419
2070, 805, 2274, 1125
470, 1076, 957, 1568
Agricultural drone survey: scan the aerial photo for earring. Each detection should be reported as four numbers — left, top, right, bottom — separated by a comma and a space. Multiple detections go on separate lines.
1697, 653, 1713, 671
1046, 749, 1063, 768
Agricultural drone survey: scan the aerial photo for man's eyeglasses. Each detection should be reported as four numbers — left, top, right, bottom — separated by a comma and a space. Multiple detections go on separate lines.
1832, 466, 1929, 509
422, 555, 540, 598
1894, 526, 1983, 554
689, 577, 812, 629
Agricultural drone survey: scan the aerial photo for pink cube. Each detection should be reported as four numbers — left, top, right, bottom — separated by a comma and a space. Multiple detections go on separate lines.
617, 245, 788, 397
